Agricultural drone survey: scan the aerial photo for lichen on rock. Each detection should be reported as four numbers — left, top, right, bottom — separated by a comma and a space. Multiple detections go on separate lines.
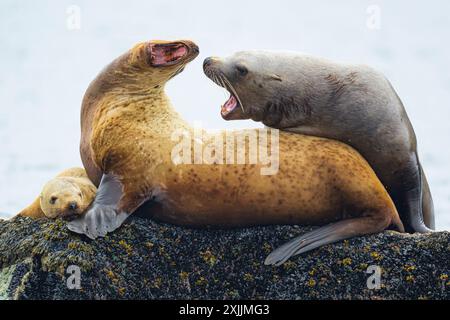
0, 216, 448, 300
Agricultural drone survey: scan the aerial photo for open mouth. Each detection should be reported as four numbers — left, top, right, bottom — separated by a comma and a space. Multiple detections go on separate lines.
221, 94, 240, 117
217, 83, 246, 120
204, 70, 247, 120
148, 42, 190, 67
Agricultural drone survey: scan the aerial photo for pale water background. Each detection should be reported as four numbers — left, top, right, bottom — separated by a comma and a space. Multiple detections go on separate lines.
0, 0, 449, 229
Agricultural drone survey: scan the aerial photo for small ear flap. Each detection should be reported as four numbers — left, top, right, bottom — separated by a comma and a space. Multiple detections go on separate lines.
269, 74, 282, 82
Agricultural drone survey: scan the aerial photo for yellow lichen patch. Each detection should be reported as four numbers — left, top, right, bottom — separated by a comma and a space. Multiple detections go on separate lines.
403, 265, 416, 272
343, 240, 349, 247
104, 269, 119, 283
199, 250, 217, 267
118, 287, 126, 296
145, 242, 154, 250
67, 242, 77, 250
357, 263, 369, 271
66, 241, 94, 255
243, 273, 254, 282
43, 223, 67, 241
118, 240, 133, 254
262, 242, 272, 254
179, 271, 189, 281
158, 246, 171, 260
370, 251, 382, 261
195, 276, 208, 286
341, 258, 352, 266
439, 274, 448, 281
152, 277, 163, 288
307, 278, 316, 287
308, 268, 317, 276
226, 290, 240, 298
282, 260, 296, 271
405, 275, 415, 283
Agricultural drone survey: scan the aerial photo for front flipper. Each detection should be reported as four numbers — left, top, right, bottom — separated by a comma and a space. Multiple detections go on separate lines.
265, 214, 393, 266
67, 174, 130, 239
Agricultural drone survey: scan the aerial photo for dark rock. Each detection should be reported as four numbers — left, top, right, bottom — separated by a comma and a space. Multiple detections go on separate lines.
0, 216, 449, 300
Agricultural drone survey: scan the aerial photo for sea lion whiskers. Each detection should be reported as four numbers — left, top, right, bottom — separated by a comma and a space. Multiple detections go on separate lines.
204, 66, 246, 114
213, 74, 221, 87
220, 74, 245, 113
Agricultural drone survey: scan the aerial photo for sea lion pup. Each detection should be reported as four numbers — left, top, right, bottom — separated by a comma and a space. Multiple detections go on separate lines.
203, 52, 434, 233
18, 167, 97, 219
69, 39, 404, 265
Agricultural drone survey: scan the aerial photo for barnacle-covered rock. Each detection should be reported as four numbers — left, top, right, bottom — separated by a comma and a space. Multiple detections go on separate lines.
0, 217, 448, 300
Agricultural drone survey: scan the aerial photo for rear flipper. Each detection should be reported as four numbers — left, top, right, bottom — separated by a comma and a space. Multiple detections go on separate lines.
265, 213, 401, 266
67, 174, 130, 239
420, 164, 435, 230
398, 156, 433, 233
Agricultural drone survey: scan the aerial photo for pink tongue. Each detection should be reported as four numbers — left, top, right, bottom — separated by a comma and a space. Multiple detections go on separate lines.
223, 95, 237, 113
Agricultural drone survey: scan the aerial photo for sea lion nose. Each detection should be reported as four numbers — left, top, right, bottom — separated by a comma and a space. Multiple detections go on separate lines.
69, 202, 78, 211
203, 57, 214, 69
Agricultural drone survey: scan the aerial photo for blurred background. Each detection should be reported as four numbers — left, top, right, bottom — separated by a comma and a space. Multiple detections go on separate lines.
0, 0, 449, 229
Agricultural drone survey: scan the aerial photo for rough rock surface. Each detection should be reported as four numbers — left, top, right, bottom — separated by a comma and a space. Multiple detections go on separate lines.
0, 216, 448, 300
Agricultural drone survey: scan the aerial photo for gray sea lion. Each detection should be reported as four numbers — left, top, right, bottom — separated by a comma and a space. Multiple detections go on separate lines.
66, 40, 404, 265
203, 51, 434, 233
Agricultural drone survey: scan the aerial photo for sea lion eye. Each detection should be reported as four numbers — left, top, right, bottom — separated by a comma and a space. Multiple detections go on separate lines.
50, 196, 58, 204
236, 64, 248, 76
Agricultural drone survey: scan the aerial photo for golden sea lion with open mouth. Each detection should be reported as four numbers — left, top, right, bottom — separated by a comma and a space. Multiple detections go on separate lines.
68, 40, 403, 265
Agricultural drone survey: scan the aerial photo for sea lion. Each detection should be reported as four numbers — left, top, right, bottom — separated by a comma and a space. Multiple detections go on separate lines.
68, 39, 404, 265
18, 167, 97, 219
203, 51, 434, 233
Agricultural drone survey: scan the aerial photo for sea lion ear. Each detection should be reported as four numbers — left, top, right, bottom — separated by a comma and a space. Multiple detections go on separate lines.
269, 74, 282, 82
